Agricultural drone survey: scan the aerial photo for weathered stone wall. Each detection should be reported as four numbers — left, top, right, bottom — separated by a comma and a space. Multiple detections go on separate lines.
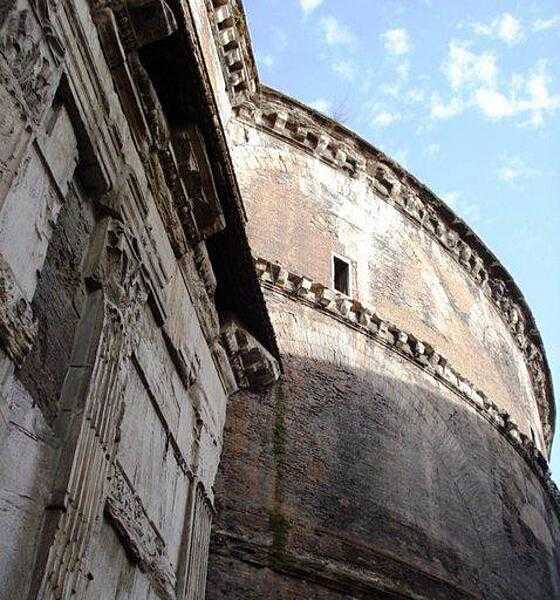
207, 288, 560, 600
0, 1, 277, 599
227, 115, 546, 452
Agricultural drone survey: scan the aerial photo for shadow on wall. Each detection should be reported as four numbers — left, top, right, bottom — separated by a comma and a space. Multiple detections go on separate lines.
207, 354, 560, 600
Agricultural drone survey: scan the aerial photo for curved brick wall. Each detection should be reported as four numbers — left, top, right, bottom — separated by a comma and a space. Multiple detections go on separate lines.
227, 114, 545, 451
207, 287, 560, 600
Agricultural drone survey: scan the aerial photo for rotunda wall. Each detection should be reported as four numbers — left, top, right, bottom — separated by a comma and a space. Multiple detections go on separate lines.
229, 118, 545, 449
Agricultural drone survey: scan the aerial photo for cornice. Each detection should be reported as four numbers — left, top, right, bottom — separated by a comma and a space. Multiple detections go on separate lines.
205, 0, 555, 453
206, 0, 258, 104
255, 257, 560, 519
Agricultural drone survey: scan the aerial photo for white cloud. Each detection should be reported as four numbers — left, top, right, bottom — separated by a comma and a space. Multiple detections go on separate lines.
299, 0, 324, 14
444, 41, 497, 91
533, 15, 560, 32
432, 41, 560, 127
425, 143, 441, 157
320, 16, 356, 46
442, 191, 460, 209
473, 13, 524, 45
332, 59, 356, 81
396, 61, 410, 81
309, 98, 332, 114
379, 60, 410, 98
372, 110, 402, 128
407, 88, 426, 103
381, 28, 412, 55
258, 54, 275, 69
473, 61, 560, 126
521, 60, 560, 126
430, 93, 464, 119
473, 87, 515, 119
380, 82, 401, 98
498, 156, 540, 184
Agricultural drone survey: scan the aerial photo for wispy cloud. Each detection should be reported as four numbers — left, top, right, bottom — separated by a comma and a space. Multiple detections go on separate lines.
441, 192, 482, 223
442, 191, 460, 209
396, 62, 410, 81
498, 156, 540, 184
532, 15, 560, 32
309, 98, 332, 115
258, 53, 275, 69
433, 43, 560, 127
425, 143, 441, 157
430, 93, 464, 119
474, 61, 560, 126
332, 59, 356, 81
444, 41, 497, 91
381, 28, 412, 56
407, 88, 426, 103
371, 110, 402, 128
272, 27, 289, 51
320, 16, 356, 46
473, 13, 524, 45
299, 0, 324, 14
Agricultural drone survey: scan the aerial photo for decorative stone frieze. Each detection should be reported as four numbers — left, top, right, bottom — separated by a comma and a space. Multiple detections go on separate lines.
0, 3, 65, 130
254, 256, 560, 518
206, 0, 258, 103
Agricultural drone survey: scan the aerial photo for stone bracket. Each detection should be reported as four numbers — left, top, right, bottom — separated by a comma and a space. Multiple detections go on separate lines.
221, 316, 281, 390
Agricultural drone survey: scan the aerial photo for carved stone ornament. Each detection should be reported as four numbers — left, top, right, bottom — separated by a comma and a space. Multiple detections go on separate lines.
29, 0, 65, 66
94, 0, 177, 52
0, 8, 56, 122
36, 217, 149, 600
221, 316, 281, 390
0, 253, 37, 366
106, 461, 177, 600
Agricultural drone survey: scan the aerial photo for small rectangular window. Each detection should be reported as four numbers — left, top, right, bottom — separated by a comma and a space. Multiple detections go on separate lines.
333, 255, 350, 296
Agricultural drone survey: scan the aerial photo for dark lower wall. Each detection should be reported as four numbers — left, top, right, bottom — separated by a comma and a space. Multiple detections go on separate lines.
206, 291, 560, 600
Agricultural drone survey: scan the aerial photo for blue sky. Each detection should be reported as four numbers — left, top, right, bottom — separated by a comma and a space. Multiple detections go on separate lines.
243, 0, 560, 481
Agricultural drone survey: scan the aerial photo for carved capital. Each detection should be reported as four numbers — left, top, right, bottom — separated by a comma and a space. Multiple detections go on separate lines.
84, 217, 147, 341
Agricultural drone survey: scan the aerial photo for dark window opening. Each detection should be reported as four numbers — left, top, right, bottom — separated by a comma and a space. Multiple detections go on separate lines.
333, 256, 350, 296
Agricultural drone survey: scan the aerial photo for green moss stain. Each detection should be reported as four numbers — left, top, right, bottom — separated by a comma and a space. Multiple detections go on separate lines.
269, 382, 291, 565
272, 382, 287, 465
269, 510, 290, 560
